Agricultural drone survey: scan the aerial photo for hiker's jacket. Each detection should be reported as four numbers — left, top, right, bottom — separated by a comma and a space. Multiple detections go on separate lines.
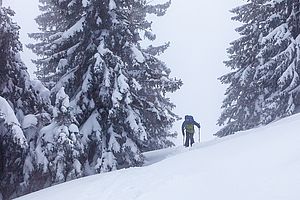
181, 115, 200, 135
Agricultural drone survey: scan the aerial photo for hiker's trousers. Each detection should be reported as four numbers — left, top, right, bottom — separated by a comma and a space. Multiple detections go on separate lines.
184, 132, 194, 147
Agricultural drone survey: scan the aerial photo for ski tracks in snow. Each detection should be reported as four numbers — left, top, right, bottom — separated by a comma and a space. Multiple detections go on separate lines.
143, 138, 227, 166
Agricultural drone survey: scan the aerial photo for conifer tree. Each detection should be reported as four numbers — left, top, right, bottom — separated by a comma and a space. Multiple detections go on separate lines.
21, 112, 51, 195
32, 87, 83, 188
0, 97, 27, 200
0, 6, 50, 199
217, 0, 300, 137
30, 0, 181, 173
0, 7, 49, 122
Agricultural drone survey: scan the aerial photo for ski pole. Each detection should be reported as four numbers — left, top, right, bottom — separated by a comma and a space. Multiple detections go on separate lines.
183, 133, 185, 146
198, 128, 201, 143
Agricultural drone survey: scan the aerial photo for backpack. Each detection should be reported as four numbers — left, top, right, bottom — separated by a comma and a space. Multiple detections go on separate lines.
184, 115, 195, 133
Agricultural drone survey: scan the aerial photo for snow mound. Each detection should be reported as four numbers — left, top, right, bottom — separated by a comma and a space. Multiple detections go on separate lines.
22, 114, 38, 129
0, 97, 20, 125
30, 79, 50, 104
16, 113, 300, 200
0, 96, 27, 146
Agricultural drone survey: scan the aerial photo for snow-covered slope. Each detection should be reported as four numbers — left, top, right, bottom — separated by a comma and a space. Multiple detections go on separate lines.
16, 114, 300, 200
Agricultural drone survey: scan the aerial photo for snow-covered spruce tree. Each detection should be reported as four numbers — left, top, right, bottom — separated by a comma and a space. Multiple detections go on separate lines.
21, 112, 51, 195
0, 97, 27, 200
0, 7, 49, 121
29, 0, 181, 173
30, 87, 83, 189
28, 0, 86, 89
216, 0, 300, 137
0, 6, 50, 199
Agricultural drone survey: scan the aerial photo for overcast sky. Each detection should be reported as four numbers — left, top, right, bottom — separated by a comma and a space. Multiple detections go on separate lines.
3, 0, 243, 144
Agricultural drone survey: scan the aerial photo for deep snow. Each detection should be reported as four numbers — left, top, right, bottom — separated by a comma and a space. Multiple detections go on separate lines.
16, 113, 300, 200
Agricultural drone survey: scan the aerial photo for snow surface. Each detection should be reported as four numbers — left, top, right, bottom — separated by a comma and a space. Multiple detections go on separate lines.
0, 97, 20, 125
82, 0, 89, 7
131, 45, 145, 63
22, 114, 38, 129
16, 113, 300, 200
109, 0, 117, 10
0, 97, 27, 147
30, 80, 50, 104
69, 123, 79, 133
55, 87, 70, 114
62, 17, 85, 39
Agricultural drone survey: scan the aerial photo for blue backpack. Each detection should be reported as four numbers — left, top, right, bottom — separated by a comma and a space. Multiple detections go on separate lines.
184, 115, 195, 133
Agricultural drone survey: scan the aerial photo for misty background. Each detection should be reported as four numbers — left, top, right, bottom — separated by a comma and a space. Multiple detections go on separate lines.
3, 0, 242, 144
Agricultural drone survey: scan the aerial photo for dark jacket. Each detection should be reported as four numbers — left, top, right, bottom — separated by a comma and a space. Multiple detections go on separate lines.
181, 115, 200, 135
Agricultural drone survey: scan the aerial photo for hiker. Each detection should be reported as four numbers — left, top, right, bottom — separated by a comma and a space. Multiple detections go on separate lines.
181, 115, 200, 147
